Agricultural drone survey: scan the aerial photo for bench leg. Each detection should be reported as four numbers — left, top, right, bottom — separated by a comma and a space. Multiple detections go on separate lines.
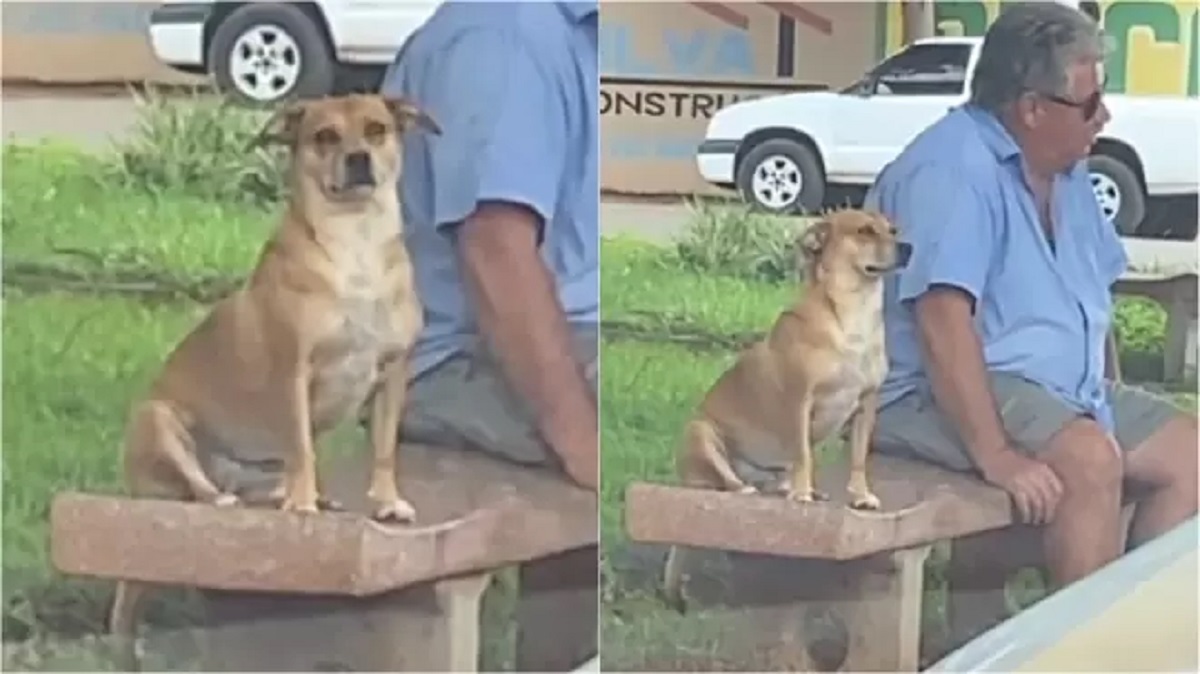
945, 525, 1043, 654
199, 571, 493, 672
1163, 293, 1195, 382
666, 545, 932, 671
515, 545, 598, 672
837, 545, 932, 671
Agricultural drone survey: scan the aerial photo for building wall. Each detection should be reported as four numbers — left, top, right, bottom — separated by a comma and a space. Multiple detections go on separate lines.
1, 2, 204, 86
599, 1, 883, 196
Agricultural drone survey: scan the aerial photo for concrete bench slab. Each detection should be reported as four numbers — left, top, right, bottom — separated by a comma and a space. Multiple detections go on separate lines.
51, 443, 597, 672
625, 453, 1014, 561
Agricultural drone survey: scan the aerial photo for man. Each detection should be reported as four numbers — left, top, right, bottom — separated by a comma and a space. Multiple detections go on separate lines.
866, 2, 1197, 590
379, 1, 598, 669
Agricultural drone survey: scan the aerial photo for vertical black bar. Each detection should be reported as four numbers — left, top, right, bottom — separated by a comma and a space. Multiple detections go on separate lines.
776, 15, 796, 78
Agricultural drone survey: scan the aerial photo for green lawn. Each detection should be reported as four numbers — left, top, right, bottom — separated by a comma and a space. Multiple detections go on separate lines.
1, 141, 276, 669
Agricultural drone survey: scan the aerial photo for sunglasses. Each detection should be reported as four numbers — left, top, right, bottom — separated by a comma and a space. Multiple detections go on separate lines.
1040, 79, 1107, 121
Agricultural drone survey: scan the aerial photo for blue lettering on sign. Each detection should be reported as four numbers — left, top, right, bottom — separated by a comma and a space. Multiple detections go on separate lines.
600, 22, 755, 77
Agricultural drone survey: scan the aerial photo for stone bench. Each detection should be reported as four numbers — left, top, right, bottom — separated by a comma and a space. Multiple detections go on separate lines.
51, 442, 597, 672
624, 453, 1136, 671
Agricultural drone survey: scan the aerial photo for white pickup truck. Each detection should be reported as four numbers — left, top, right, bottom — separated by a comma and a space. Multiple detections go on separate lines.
147, 0, 441, 106
696, 36, 1199, 235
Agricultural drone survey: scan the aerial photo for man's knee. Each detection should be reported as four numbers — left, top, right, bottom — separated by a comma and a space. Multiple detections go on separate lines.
1041, 418, 1124, 498
1133, 414, 1199, 492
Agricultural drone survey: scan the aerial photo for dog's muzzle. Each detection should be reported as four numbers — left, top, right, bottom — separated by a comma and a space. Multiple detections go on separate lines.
895, 241, 914, 269
343, 151, 375, 188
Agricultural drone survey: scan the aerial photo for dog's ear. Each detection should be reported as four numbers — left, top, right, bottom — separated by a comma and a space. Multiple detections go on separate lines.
795, 218, 831, 265
248, 102, 308, 149
384, 97, 442, 136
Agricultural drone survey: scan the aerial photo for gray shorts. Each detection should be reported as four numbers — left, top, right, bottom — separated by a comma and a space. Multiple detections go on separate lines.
872, 373, 1180, 473
399, 326, 597, 470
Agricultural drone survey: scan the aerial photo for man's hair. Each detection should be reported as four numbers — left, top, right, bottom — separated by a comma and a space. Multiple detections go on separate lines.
969, 2, 1105, 113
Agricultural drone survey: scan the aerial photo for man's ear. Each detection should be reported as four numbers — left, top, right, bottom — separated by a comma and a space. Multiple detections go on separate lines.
384, 97, 442, 136
795, 218, 831, 267
248, 101, 307, 149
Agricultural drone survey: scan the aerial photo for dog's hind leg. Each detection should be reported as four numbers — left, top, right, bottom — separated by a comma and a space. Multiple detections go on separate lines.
664, 419, 755, 613
126, 400, 237, 506
678, 419, 756, 494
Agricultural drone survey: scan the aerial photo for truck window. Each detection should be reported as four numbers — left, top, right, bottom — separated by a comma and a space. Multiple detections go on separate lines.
869, 44, 972, 97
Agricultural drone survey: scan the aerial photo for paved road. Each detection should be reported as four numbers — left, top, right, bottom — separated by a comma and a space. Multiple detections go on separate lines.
2, 91, 691, 243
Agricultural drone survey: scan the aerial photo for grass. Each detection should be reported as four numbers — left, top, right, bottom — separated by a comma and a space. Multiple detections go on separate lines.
597, 224, 1196, 670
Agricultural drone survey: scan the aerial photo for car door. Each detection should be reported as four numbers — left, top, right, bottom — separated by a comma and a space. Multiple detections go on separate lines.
325, 0, 443, 63
828, 43, 974, 184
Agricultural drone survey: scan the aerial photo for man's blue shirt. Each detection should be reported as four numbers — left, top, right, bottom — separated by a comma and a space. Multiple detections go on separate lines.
864, 104, 1129, 432
380, 1, 599, 379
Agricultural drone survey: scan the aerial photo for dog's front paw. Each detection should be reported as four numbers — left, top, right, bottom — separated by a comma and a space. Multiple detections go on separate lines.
736, 484, 758, 495
212, 493, 240, 508
785, 487, 829, 503
849, 491, 882, 511
280, 493, 320, 515
371, 497, 417, 524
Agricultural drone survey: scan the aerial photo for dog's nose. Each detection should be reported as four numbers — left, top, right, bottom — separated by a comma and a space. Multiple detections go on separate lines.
896, 241, 914, 268
343, 151, 375, 188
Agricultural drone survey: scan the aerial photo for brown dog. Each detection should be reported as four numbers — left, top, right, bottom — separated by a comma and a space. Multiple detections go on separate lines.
662, 208, 912, 609
107, 94, 440, 670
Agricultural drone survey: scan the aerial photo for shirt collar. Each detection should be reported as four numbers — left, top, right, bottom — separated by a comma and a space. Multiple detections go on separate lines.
964, 102, 1022, 162
963, 102, 1090, 178
557, 0, 597, 22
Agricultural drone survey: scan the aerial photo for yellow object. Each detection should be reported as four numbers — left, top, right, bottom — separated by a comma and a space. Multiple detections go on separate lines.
880, 0, 1199, 98
1016, 549, 1199, 671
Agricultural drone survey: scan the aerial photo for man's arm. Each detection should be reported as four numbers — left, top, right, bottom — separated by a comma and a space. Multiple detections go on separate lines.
915, 288, 1010, 462
458, 202, 597, 489
885, 166, 1008, 466
382, 28, 597, 489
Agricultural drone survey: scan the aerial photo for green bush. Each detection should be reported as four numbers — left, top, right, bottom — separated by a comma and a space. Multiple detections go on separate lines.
104, 87, 286, 205
673, 198, 803, 283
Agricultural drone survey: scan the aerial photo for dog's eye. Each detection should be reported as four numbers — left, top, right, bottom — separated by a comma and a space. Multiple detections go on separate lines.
364, 121, 387, 141
858, 225, 875, 236
314, 128, 341, 146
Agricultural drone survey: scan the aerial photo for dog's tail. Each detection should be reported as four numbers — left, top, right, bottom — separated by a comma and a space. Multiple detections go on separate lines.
660, 544, 689, 614
109, 580, 151, 671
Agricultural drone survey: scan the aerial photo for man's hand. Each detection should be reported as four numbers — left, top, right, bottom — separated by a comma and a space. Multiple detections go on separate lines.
976, 446, 1064, 525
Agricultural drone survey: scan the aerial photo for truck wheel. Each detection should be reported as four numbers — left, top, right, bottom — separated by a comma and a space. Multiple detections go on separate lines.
735, 138, 826, 215
209, 3, 336, 107
1088, 154, 1146, 236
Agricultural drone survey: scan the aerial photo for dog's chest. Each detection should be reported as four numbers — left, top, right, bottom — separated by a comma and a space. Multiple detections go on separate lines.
310, 238, 411, 428
809, 311, 886, 442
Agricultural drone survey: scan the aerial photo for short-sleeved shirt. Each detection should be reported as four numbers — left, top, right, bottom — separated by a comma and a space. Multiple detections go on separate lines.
864, 104, 1129, 432
379, 1, 599, 380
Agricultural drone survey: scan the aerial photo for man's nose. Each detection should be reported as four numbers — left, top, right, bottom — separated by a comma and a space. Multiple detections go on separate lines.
1094, 99, 1112, 127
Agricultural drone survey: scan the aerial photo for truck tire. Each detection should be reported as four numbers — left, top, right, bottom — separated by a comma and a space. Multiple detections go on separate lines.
209, 3, 336, 107
735, 138, 826, 215
1087, 154, 1146, 236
